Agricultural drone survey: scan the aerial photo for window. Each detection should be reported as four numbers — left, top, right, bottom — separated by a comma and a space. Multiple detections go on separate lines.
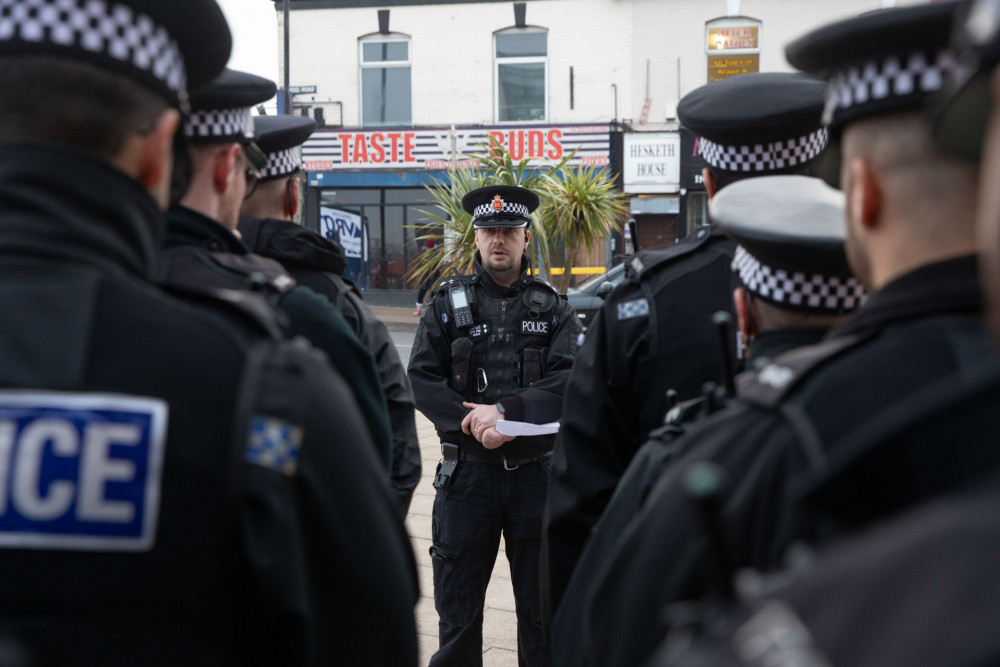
495, 29, 547, 122
687, 192, 710, 230
360, 36, 411, 126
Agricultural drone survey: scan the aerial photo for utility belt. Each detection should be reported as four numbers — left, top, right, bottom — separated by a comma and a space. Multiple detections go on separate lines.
433, 442, 550, 488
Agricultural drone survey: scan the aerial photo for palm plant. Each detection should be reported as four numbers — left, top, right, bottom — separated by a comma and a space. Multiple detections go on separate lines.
536, 165, 630, 294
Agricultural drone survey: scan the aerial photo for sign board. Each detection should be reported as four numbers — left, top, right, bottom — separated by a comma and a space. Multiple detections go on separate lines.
705, 17, 762, 83
623, 133, 681, 194
707, 54, 760, 82
320, 207, 366, 261
302, 124, 610, 172
707, 26, 759, 51
289, 85, 317, 95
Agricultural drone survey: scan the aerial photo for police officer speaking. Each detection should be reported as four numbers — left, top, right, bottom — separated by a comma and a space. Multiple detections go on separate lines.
408, 184, 582, 666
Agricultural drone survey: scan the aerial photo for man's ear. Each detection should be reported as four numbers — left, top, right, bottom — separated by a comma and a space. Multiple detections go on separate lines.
732, 287, 756, 339
703, 167, 718, 201
849, 158, 882, 231
286, 176, 301, 217
212, 143, 241, 195
524, 229, 531, 247
133, 109, 181, 207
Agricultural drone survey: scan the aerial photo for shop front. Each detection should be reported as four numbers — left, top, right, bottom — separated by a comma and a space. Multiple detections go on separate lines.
622, 131, 682, 250
301, 123, 611, 291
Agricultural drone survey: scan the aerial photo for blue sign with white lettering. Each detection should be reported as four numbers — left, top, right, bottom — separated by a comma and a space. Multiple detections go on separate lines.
0, 393, 167, 552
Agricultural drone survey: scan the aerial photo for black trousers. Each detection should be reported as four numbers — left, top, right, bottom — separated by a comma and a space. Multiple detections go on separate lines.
429, 455, 551, 667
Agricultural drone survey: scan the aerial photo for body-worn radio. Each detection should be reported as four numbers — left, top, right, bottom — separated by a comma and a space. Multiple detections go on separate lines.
449, 285, 474, 328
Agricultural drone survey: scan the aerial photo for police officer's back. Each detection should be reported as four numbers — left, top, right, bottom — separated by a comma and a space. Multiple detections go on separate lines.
549, 175, 865, 667
156, 69, 394, 467
237, 114, 422, 515
0, 3, 418, 664
543, 71, 831, 620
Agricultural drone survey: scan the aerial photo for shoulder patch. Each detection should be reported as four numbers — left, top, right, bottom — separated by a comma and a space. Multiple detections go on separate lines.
0, 391, 168, 552
627, 227, 720, 281
246, 414, 303, 476
737, 335, 861, 408
617, 297, 650, 320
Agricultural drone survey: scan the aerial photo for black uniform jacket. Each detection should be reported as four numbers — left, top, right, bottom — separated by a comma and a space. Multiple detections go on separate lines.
580, 255, 992, 667
0, 143, 418, 666
159, 205, 393, 466
550, 327, 828, 667
644, 355, 1000, 667
544, 228, 737, 616
407, 254, 582, 462
651, 460, 1000, 667
238, 215, 422, 514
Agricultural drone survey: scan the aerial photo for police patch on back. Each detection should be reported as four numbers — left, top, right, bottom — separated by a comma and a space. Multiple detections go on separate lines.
0, 392, 167, 552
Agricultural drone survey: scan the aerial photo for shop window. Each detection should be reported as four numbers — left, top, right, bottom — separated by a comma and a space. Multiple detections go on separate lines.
360, 35, 411, 126
495, 28, 547, 122
687, 191, 710, 230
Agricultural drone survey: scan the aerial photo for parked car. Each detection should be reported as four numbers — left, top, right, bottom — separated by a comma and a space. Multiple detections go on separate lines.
566, 262, 627, 328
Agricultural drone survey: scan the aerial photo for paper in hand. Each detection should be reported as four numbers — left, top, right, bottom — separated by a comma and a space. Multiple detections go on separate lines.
495, 420, 560, 437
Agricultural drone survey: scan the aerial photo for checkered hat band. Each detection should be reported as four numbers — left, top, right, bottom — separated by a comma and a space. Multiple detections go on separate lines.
823, 49, 955, 126
185, 107, 254, 140
699, 128, 828, 174
732, 245, 865, 313
473, 201, 531, 219
260, 146, 300, 179
0, 0, 185, 94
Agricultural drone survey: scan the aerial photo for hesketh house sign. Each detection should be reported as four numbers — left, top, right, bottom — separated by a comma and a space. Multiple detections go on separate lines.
302, 124, 610, 172
623, 133, 681, 194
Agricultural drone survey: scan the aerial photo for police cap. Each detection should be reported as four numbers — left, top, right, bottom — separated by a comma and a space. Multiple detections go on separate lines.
253, 115, 316, 181
932, 0, 998, 159
677, 72, 828, 177
710, 175, 865, 314
462, 184, 539, 229
786, 1, 965, 185
0, 0, 231, 112
185, 68, 276, 170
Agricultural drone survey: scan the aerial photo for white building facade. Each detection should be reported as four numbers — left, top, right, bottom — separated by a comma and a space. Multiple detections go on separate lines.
274, 0, 916, 290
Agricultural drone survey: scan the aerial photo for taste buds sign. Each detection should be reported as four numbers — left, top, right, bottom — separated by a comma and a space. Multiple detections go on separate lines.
623, 133, 681, 193
302, 124, 610, 172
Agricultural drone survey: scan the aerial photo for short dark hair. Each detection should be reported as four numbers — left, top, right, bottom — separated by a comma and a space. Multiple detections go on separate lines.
0, 56, 167, 161
709, 158, 821, 192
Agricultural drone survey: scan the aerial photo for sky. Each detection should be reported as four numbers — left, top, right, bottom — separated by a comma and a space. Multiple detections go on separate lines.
216, 0, 281, 110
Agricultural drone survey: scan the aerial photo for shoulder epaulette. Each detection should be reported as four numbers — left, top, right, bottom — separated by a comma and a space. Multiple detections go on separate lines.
737, 335, 861, 409
159, 280, 287, 341
528, 275, 560, 295
432, 273, 477, 296
626, 227, 727, 281
208, 251, 297, 294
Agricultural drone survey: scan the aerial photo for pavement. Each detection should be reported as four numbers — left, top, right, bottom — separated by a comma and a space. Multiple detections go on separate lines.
374, 305, 520, 666
370, 304, 422, 335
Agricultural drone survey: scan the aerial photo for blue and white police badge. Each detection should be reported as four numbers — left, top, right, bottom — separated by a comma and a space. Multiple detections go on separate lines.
245, 414, 303, 476
0, 392, 167, 552
617, 298, 650, 320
